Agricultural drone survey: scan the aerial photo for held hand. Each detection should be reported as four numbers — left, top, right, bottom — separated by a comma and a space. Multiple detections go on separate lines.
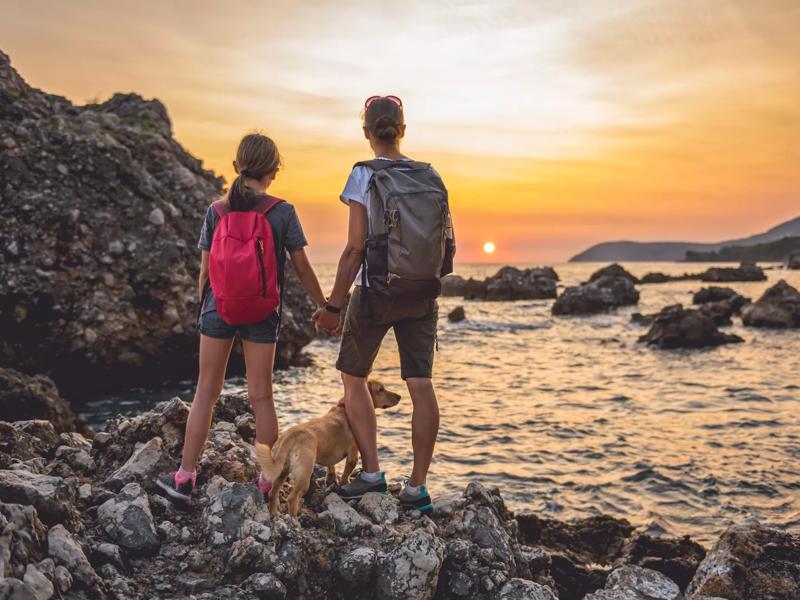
317, 309, 341, 334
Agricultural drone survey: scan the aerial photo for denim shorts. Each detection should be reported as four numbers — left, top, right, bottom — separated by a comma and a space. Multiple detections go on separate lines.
198, 308, 280, 344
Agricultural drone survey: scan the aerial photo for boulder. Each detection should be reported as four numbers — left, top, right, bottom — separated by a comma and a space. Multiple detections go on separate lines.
23, 563, 53, 600
0, 369, 78, 433
0, 50, 315, 398
320, 494, 372, 536
589, 264, 639, 285
242, 572, 286, 599
692, 286, 749, 309
686, 521, 800, 600
640, 272, 701, 284
496, 578, 557, 600
585, 565, 680, 599
618, 532, 706, 590
700, 261, 766, 282
695, 299, 738, 327
638, 304, 744, 349
46, 524, 104, 595
104, 436, 168, 490
337, 547, 378, 587
96, 482, 159, 553
442, 267, 559, 300
0, 578, 38, 599
552, 276, 639, 316
358, 492, 400, 525
741, 279, 800, 328
203, 481, 264, 545
447, 306, 466, 323
197, 421, 258, 482
0, 503, 47, 574
0, 470, 77, 527
376, 529, 445, 600
0, 421, 58, 469
787, 251, 800, 269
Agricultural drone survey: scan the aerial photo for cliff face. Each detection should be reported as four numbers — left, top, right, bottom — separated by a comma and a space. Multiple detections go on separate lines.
0, 50, 315, 398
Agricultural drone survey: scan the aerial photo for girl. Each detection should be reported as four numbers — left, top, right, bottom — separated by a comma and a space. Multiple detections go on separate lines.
157, 132, 327, 501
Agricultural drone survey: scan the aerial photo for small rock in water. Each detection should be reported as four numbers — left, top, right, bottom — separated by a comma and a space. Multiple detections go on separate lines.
741, 279, 800, 328
448, 306, 466, 322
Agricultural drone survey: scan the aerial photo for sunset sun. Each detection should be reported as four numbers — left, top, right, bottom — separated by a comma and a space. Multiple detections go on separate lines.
483, 241, 496, 255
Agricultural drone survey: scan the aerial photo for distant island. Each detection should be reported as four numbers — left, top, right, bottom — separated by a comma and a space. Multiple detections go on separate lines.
570, 215, 800, 262
685, 236, 800, 262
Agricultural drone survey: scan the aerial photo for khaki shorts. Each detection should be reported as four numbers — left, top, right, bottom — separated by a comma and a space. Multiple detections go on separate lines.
336, 286, 438, 380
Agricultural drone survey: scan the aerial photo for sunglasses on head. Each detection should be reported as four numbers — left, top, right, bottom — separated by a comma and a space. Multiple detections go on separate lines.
365, 95, 402, 109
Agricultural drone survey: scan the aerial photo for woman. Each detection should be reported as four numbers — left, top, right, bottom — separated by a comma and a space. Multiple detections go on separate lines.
157, 132, 327, 502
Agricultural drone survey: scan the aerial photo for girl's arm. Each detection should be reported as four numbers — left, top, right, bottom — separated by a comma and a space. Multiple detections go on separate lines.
289, 248, 326, 309
199, 251, 210, 301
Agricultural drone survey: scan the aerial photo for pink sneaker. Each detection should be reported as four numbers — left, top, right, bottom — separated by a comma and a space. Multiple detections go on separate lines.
253, 472, 272, 497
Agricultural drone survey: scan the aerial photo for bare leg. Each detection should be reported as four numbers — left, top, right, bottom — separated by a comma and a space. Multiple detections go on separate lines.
341, 372, 380, 472
181, 335, 234, 472
242, 341, 278, 447
406, 377, 439, 486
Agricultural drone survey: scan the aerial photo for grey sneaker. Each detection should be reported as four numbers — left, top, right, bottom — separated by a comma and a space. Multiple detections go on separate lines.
337, 470, 387, 500
399, 482, 433, 514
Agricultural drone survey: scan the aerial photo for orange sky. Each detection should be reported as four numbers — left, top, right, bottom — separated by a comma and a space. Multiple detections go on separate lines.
2, 0, 799, 262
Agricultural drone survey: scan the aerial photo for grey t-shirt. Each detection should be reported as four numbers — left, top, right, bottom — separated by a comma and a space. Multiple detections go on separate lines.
197, 199, 307, 314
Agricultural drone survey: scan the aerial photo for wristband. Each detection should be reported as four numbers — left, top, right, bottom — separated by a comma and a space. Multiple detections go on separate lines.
323, 302, 341, 314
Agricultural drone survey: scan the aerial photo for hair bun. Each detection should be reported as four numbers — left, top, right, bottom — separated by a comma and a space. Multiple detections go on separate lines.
374, 115, 399, 141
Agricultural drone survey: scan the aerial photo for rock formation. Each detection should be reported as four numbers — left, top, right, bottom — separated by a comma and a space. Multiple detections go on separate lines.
741, 280, 800, 328
588, 264, 639, 285
552, 277, 639, 316
1, 396, 797, 599
699, 261, 766, 282
442, 266, 559, 301
638, 305, 744, 349
0, 50, 316, 399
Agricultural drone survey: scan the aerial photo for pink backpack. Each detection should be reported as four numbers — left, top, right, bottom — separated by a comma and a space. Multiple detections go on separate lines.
209, 196, 284, 325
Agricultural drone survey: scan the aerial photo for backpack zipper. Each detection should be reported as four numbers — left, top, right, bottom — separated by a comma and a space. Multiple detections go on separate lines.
255, 239, 266, 298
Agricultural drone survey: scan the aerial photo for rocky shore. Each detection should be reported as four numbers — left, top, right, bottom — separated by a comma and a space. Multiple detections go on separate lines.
2, 397, 799, 600
0, 50, 316, 401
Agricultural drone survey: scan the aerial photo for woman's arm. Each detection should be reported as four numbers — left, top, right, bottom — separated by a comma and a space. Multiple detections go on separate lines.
198, 251, 210, 301
328, 202, 368, 308
289, 248, 326, 308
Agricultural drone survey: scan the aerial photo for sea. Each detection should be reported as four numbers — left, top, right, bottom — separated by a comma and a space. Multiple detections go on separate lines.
79, 262, 800, 546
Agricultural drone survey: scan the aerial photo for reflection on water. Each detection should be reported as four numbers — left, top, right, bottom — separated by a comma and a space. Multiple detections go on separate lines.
80, 262, 800, 545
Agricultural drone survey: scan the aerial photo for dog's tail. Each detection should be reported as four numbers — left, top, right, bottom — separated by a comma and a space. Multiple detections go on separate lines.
255, 440, 291, 483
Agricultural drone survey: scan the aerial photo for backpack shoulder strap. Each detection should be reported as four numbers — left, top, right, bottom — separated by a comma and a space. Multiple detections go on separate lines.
253, 195, 285, 215
212, 199, 230, 217
353, 159, 431, 172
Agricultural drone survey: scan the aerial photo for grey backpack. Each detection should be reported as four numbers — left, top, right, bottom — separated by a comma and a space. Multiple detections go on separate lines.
356, 159, 455, 299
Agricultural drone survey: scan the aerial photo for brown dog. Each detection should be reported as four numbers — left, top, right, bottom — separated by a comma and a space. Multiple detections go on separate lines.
255, 380, 401, 517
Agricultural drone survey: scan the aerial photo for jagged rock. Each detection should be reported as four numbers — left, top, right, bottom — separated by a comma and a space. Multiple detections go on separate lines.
198, 421, 258, 482
321, 494, 372, 536
640, 272, 701, 284
0, 504, 47, 573
227, 537, 278, 583
46, 525, 104, 595
0, 578, 37, 599
552, 276, 639, 315
0, 470, 77, 527
442, 267, 559, 300
695, 299, 738, 327
618, 532, 705, 590
92, 542, 125, 570
686, 520, 800, 600
53, 444, 96, 474
497, 578, 558, 600
692, 286, 749, 309
337, 547, 377, 586
22, 563, 53, 600
52, 565, 72, 594
448, 306, 466, 323
104, 436, 167, 490
376, 529, 445, 600
358, 492, 400, 525
0, 421, 58, 469
741, 279, 800, 328
97, 482, 159, 552
0, 369, 78, 433
589, 264, 639, 285
203, 481, 264, 545
242, 572, 286, 599
0, 50, 315, 398
584, 565, 680, 599
638, 304, 744, 349
700, 261, 766, 282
